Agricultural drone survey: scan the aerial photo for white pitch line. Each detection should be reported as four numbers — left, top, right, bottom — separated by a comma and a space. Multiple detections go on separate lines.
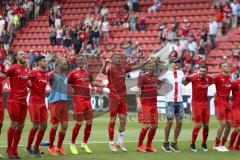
0, 139, 215, 148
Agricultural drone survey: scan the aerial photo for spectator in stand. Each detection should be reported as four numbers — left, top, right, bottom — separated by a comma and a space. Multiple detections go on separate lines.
101, 17, 109, 41
55, 10, 62, 28
34, 0, 41, 19
0, 45, 6, 63
223, 1, 232, 31
115, 11, 124, 26
139, 12, 146, 31
215, 6, 224, 35
48, 9, 55, 27
123, 41, 133, 57
50, 25, 56, 45
159, 23, 167, 43
200, 28, 208, 44
148, 0, 161, 13
29, 49, 36, 69
132, 0, 139, 12
73, 36, 82, 54
0, 15, 5, 37
100, 5, 109, 18
92, 26, 100, 47
188, 36, 197, 55
209, 17, 218, 49
230, 0, 239, 29
197, 38, 207, 59
168, 20, 179, 42
127, 0, 133, 12
56, 26, 63, 45
63, 33, 72, 52
181, 19, 190, 38
123, 11, 129, 31
3, 32, 11, 55
13, 12, 20, 30
7, 10, 14, 37
129, 12, 137, 32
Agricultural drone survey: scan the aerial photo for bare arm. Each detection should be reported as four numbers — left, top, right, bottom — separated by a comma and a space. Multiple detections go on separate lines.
130, 57, 151, 71
135, 87, 142, 111
100, 59, 111, 75
182, 76, 190, 86
156, 62, 168, 77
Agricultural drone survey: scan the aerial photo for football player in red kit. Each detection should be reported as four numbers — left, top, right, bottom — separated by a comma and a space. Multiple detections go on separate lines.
6, 51, 29, 159
182, 65, 212, 152
0, 61, 5, 159
228, 78, 240, 150
68, 55, 102, 154
136, 61, 164, 153
212, 62, 232, 152
101, 53, 150, 152
26, 56, 48, 156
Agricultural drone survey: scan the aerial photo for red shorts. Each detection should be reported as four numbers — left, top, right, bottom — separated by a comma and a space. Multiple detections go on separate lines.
109, 95, 127, 117
0, 99, 4, 123
231, 104, 240, 127
7, 100, 27, 124
49, 101, 68, 125
191, 105, 210, 123
29, 100, 48, 123
138, 105, 159, 124
73, 97, 93, 121
214, 100, 231, 120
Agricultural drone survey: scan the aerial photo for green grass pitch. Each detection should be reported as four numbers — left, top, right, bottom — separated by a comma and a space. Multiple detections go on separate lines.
0, 112, 238, 160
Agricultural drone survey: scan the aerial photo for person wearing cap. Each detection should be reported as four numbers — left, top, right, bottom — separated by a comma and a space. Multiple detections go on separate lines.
101, 53, 151, 152
160, 57, 185, 152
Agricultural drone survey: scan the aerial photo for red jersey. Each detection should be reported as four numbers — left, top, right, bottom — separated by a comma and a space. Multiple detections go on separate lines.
0, 62, 5, 97
107, 65, 131, 97
186, 74, 212, 106
28, 69, 48, 102
212, 73, 231, 103
138, 73, 159, 106
6, 64, 28, 101
231, 78, 240, 107
68, 69, 93, 97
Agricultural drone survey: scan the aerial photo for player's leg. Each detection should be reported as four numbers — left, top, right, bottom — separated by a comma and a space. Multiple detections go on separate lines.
137, 124, 150, 153
171, 102, 184, 152
214, 105, 226, 149
215, 120, 226, 149
81, 108, 93, 154
190, 123, 201, 152
0, 101, 4, 159
26, 122, 40, 156
228, 127, 240, 150
33, 107, 48, 156
56, 102, 68, 156
221, 108, 232, 147
234, 127, 240, 150
202, 123, 209, 152
117, 114, 127, 151
162, 102, 174, 152
146, 108, 158, 152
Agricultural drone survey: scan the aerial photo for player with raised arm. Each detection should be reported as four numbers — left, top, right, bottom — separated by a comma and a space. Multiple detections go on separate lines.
6, 51, 29, 159
26, 56, 48, 156
47, 58, 70, 156
212, 62, 232, 152
136, 60, 166, 153
182, 65, 212, 152
228, 78, 240, 150
68, 55, 103, 154
101, 53, 151, 152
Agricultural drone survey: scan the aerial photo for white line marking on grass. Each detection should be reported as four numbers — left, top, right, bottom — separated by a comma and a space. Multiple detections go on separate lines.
0, 139, 215, 148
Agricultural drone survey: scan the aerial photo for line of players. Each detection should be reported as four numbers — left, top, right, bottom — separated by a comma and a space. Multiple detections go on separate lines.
0, 50, 238, 159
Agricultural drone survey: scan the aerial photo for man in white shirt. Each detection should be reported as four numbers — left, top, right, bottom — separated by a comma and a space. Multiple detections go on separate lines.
160, 57, 185, 152
209, 18, 218, 49
0, 16, 5, 37
231, 0, 239, 28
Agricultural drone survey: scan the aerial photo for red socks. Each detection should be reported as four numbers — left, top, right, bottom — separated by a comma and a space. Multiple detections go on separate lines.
138, 128, 148, 147
7, 128, 15, 151
71, 124, 81, 144
191, 126, 201, 145
27, 128, 38, 149
49, 128, 57, 148
34, 129, 45, 149
234, 133, 240, 149
83, 124, 92, 144
57, 132, 66, 149
229, 130, 238, 148
215, 137, 220, 147
202, 126, 209, 144
221, 137, 227, 146
12, 129, 22, 152
146, 128, 156, 147
108, 122, 115, 141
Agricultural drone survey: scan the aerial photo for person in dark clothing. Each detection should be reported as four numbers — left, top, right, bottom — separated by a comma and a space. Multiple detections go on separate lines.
73, 36, 82, 54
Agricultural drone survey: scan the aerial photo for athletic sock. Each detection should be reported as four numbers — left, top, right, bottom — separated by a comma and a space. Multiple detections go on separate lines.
57, 132, 66, 149
83, 124, 92, 144
118, 131, 124, 145
234, 133, 240, 149
27, 128, 38, 149
34, 129, 45, 149
71, 123, 81, 144
229, 130, 238, 148
146, 128, 156, 147
108, 122, 115, 141
221, 137, 227, 146
202, 126, 209, 144
215, 137, 220, 147
49, 128, 57, 148
138, 128, 148, 147
7, 128, 15, 151
12, 129, 22, 152
191, 126, 201, 145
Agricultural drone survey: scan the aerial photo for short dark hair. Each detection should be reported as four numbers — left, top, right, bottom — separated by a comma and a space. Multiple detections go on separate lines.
200, 65, 208, 70
218, 61, 228, 68
36, 55, 46, 63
